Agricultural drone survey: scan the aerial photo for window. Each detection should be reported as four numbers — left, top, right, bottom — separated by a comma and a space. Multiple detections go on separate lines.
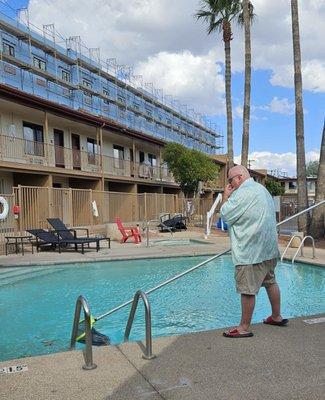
148, 153, 157, 167
3, 42, 15, 57
139, 151, 145, 164
33, 56, 46, 71
23, 122, 44, 156
103, 88, 109, 97
83, 92, 92, 105
117, 96, 126, 105
118, 107, 126, 120
87, 138, 100, 165
61, 69, 70, 82
307, 181, 315, 191
289, 181, 297, 190
113, 145, 124, 169
82, 79, 92, 88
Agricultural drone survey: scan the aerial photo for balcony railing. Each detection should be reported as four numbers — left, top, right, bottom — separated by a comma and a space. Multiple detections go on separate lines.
0, 134, 175, 183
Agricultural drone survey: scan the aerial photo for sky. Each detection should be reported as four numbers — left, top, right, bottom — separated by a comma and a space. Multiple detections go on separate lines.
1, 0, 324, 176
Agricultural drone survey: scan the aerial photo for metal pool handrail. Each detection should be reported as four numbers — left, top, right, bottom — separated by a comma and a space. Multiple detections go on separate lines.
124, 290, 155, 359
95, 199, 325, 322
70, 295, 97, 370
145, 219, 173, 247
292, 235, 316, 264
281, 235, 303, 262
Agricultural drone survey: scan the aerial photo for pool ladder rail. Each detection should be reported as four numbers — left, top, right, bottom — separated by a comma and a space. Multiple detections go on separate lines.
70, 290, 155, 370
144, 218, 174, 247
70, 295, 97, 371
281, 235, 316, 264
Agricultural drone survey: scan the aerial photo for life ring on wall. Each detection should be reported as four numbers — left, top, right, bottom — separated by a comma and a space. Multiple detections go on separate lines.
0, 197, 9, 220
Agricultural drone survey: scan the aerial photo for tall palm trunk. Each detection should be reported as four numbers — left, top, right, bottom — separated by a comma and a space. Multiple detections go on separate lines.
241, 0, 251, 168
310, 122, 325, 238
291, 0, 308, 233
223, 19, 234, 169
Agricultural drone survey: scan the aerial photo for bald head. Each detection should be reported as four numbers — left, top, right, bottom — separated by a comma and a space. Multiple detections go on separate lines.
229, 165, 250, 179
227, 165, 251, 189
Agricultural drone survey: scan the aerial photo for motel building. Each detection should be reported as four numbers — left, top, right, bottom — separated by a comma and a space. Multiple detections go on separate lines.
0, 11, 228, 239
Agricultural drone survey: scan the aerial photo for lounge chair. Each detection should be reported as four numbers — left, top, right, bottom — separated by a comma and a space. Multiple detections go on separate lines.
27, 229, 102, 254
47, 218, 110, 249
47, 218, 88, 241
116, 217, 141, 244
157, 214, 187, 232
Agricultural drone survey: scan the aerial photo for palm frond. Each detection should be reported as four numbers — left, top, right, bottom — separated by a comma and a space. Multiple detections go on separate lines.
237, 1, 256, 27
195, 0, 243, 34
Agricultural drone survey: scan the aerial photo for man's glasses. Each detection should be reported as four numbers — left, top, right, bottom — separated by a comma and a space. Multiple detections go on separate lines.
228, 174, 242, 184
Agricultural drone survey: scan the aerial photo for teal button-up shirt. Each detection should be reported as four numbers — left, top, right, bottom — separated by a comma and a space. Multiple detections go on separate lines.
220, 178, 280, 266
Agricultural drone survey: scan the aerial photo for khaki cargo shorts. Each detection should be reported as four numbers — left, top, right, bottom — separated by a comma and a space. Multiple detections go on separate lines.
235, 258, 277, 295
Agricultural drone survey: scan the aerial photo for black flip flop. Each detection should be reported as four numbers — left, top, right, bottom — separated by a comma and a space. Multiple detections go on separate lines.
263, 316, 288, 326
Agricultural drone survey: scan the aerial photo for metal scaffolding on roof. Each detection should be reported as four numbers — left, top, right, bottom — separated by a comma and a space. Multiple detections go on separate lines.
0, 1, 223, 153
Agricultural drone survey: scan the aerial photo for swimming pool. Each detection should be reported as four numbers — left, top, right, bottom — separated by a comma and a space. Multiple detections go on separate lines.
0, 255, 324, 361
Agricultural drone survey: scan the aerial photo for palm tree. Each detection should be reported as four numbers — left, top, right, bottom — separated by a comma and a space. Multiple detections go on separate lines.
196, 0, 242, 168
291, 0, 308, 233
240, 0, 254, 168
310, 121, 325, 238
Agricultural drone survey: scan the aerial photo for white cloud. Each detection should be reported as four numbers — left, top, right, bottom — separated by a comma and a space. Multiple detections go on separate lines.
270, 61, 325, 93
256, 97, 308, 116
234, 106, 243, 118
234, 150, 320, 177
267, 97, 295, 115
134, 50, 225, 115
27, 0, 213, 65
232, 0, 325, 92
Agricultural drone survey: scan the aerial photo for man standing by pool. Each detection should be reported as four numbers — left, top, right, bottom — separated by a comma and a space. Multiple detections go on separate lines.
220, 165, 288, 338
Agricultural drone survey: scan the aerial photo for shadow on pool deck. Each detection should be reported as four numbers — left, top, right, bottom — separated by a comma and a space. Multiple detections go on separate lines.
0, 314, 324, 400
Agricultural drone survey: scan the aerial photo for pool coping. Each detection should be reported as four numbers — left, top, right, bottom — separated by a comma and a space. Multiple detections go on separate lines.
1, 251, 325, 269
1, 251, 324, 269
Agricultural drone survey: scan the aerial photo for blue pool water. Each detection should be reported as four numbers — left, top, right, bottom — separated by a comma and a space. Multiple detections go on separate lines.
0, 255, 324, 361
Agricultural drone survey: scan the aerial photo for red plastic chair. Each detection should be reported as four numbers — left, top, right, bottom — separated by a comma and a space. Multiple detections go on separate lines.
116, 217, 142, 244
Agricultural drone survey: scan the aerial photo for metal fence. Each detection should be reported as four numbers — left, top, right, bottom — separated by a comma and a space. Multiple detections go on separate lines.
0, 187, 222, 254
0, 187, 181, 253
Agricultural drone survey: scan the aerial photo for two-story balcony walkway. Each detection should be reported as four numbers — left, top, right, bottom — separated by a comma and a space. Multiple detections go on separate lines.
0, 134, 175, 184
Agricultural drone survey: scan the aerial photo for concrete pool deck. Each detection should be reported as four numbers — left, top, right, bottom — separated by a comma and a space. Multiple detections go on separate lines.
0, 229, 324, 399
1, 314, 324, 400
0, 229, 324, 268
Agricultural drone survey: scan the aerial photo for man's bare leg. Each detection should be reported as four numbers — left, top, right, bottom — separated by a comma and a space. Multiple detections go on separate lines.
265, 283, 283, 322
238, 294, 255, 332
